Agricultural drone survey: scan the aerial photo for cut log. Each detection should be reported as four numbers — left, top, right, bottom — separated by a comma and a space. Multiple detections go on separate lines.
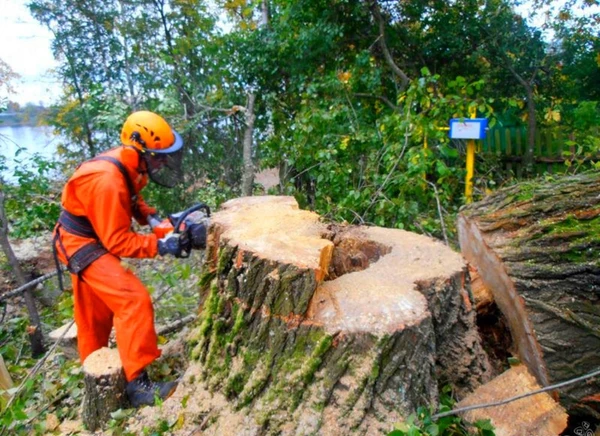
81, 347, 128, 431
457, 365, 568, 436
49, 322, 78, 359
189, 196, 492, 434
458, 171, 600, 418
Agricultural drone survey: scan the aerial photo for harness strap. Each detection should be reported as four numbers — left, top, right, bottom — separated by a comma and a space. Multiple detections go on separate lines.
66, 242, 108, 274
52, 229, 65, 292
52, 224, 109, 285
57, 209, 96, 238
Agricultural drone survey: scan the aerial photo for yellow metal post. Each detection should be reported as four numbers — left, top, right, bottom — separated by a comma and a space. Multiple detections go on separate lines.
465, 139, 475, 203
464, 108, 477, 203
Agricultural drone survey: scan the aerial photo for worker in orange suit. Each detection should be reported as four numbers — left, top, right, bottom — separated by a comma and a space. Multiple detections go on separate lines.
52, 111, 188, 407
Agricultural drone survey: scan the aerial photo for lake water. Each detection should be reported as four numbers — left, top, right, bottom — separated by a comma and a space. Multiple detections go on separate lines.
0, 125, 60, 179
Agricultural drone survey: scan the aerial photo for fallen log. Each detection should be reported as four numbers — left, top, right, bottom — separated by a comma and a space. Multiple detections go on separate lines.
81, 347, 128, 432
458, 171, 600, 419
49, 322, 78, 359
188, 196, 492, 434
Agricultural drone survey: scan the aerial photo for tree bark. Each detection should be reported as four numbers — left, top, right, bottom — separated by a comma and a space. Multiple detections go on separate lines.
458, 171, 600, 419
241, 93, 256, 196
188, 196, 491, 434
0, 189, 45, 357
81, 347, 128, 432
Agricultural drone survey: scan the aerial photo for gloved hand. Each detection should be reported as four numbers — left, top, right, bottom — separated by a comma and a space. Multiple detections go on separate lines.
158, 232, 189, 257
148, 214, 162, 230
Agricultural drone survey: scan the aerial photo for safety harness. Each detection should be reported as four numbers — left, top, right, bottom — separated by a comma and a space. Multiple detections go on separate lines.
53, 155, 140, 290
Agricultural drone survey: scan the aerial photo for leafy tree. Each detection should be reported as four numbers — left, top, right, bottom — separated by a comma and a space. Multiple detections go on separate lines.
475, 0, 549, 169
0, 59, 19, 111
24, 0, 600, 238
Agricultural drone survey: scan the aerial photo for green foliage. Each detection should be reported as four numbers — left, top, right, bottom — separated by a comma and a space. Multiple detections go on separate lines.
562, 101, 600, 171
388, 387, 495, 436
2, 148, 62, 237
21, 0, 599, 245
144, 177, 237, 221
0, 295, 82, 435
263, 66, 493, 240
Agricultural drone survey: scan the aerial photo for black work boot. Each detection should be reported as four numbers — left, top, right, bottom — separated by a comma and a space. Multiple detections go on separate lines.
126, 371, 178, 407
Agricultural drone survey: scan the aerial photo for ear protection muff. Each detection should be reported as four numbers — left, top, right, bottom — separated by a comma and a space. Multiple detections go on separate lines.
130, 131, 147, 149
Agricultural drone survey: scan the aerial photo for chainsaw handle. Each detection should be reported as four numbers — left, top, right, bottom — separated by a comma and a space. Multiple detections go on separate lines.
173, 202, 211, 234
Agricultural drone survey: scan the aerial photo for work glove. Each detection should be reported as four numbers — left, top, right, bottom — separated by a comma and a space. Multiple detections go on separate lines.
148, 214, 162, 230
158, 232, 189, 258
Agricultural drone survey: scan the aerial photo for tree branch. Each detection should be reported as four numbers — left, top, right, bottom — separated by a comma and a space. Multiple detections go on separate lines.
354, 93, 399, 112
370, 0, 410, 90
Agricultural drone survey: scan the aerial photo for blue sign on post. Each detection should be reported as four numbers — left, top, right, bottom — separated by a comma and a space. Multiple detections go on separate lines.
449, 118, 488, 140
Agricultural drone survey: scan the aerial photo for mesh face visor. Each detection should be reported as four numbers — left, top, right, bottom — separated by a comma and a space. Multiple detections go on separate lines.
143, 131, 184, 188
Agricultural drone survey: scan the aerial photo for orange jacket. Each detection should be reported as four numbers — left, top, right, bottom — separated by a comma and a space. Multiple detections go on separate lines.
60, 146, 158, 258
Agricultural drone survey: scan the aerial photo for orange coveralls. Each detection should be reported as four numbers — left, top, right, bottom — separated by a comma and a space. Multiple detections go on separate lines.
53, 146, 161, 381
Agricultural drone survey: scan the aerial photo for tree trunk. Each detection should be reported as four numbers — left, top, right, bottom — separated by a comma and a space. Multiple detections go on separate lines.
0, 189, 45, 357
241, 93, 256, 196
525, 86, 537, 171
81, 347, 128, 432
457, 171, 600, 419
188, 196, 491, 434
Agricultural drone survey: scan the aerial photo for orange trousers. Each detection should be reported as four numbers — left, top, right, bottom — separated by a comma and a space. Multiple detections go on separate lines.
59, 246, 161, 381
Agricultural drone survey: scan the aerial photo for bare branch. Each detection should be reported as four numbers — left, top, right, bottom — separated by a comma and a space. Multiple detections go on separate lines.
426, 181, 449, 246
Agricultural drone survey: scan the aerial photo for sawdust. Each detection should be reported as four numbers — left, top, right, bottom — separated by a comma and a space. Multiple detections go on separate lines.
125, 362, 262, 435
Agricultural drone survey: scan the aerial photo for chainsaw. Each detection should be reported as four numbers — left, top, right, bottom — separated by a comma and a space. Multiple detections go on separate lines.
152, 203, 211, 258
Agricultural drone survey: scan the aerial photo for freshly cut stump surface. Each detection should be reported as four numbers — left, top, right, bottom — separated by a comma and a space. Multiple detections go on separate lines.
81, 347, 128, 431
189, 196, 491, 434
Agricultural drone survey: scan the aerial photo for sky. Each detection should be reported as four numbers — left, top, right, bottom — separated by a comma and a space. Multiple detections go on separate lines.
0, 0, 61, 106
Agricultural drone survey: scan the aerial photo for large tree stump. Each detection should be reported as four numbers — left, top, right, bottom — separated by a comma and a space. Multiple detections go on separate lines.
189, 196, 491, 434
81, 347, 128, 431
458, 172, 600, 418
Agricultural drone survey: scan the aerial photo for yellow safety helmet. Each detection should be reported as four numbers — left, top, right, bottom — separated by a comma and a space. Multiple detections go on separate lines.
120, 111, 183, 154
120, 111, 184, 187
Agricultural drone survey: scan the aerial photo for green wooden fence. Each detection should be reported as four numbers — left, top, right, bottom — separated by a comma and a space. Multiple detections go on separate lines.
480, 127, 575, 177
